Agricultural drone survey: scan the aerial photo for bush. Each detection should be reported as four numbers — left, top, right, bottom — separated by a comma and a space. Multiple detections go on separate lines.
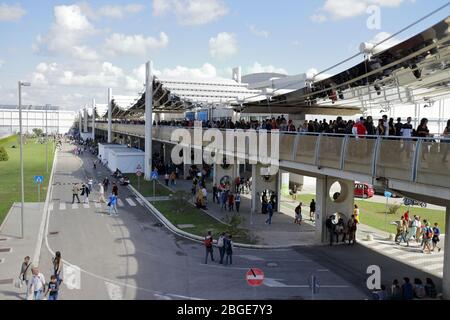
0, 147, 9, 161
387, 204, 402, 215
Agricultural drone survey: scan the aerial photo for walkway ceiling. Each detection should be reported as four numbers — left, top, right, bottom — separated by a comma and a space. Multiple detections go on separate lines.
241, 16, 450, 115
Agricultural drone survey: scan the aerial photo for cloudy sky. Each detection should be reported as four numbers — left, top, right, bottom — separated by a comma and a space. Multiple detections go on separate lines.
0, 0, 448, 110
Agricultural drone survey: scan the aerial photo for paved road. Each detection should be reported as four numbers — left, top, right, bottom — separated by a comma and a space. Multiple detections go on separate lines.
31, 143, 444, 300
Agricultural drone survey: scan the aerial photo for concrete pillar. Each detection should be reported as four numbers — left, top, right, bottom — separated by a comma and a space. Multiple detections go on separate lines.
107, 88, 112, 143
250, 163, 279, 213
443, 205, 450, 299
144, 61, 153, 181
92, 98, 96, 141
315, 176, 355, 244
83, 108, 88, 133
78, 111, 82, 133
281, 171, 290, 197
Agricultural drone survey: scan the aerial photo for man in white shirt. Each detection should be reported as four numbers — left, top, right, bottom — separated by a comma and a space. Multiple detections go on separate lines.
29, 267, 46, 300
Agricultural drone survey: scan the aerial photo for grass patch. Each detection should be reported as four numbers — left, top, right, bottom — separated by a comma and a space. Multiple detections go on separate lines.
291, 193, 446, 234
0, 135, 55, 225
128, 175, 172, 197
152, 200, 252, 243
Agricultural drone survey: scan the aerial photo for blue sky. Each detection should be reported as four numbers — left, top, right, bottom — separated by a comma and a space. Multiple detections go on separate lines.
0, 0, 449, 110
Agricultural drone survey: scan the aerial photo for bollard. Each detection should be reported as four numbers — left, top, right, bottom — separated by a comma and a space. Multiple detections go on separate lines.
366, 234, 374, 241
388, 233, 396, 241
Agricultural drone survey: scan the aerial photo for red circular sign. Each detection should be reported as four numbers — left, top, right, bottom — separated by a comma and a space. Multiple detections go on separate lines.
246, 268, 264, 287
136, 170, 142, 177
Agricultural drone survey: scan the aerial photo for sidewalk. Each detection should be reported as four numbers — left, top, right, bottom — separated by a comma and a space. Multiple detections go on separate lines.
0, 203, 45, 300
155, 177, 316, 247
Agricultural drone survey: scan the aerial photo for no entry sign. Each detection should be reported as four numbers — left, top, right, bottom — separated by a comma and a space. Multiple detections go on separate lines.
246, 268, 264, 287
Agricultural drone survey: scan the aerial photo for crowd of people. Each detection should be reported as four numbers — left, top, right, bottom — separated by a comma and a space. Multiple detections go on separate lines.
372, 277, 439, 300
394, 211, 442, 253
17, 252, 63, 300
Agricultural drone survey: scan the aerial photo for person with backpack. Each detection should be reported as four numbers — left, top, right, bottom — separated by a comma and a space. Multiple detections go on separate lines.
224, 235, 234, 265
217, 232, 226, 264
294, 203, 302, 225
204, 231, 215, 264
431, 222, 441, 252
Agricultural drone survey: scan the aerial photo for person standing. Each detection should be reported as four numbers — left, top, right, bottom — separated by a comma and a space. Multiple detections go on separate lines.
87, 178, 93, 193
353, 204, 360, 224
235, 193, 241, 213
291, 184, 297, 200
103, 177, 110, 193
19, 256, 32, 298
217, 232, 226, 264
294, 203, 302, 225
164, 173, 169, 186
45, 275, 59, 300
112, 183, 118, 196
98, 183, 106, 203
228, 193, 235, 212
422, 221, 433, 254
29, 267, 46, 300
309, 199, 316, 221
212, 184, 218, 204
401, 277, 414, 300
265, 202, 274, 225
170, 171, 176, 186
72, 183, 81, 204
108, 193, 118, 216
224, 235, 234, 266
204, 231, 214, 264
347, 215, 357, 245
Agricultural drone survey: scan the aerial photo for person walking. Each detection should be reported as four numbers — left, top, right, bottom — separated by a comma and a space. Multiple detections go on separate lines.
431, 222, 441, 252
294, 202, 302, 225
45, 275, 60, 300
72, 183, 81, 204
309, 199, 316, 221
170, 171, 176, 186
204, 231, 214, 264
353, 204, 360, 224
81, 183, 90, 203
265, 202, 274, 225
224, 235, 234, 265
52, 251, 63, 285
228, 193, 235, 212
396, 216, 409, 246
98, 183, 106, 203
217, 232, 226, 264
422, 221, 433, 254
19, 256, 32, 298
291, 184, 297, 200
29, 267, 46, 300
107, 193, 118, 216
220, 190, 227, 210
87, 178, 93, 193
212, 184, 218, 204
235, 193, 241, 213
347, 214, 357, 245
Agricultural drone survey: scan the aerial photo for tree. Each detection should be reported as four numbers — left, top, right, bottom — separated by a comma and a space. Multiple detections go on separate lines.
32, 128, 43, 137
0, 147, 9, 161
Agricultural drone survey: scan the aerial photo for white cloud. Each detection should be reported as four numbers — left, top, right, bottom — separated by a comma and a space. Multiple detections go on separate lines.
0, 59, 4, 68
310, 13, 327, 23
317, 0, 405, 20
246, 62, 287, 75
291, 40, 301, 46
98, 4, 145, 19
153, 0, 228, 26
104, 32, 169, 56
0, 3, 26, 21
35, 5, 99, 61
249, 25, 269, 38
209, 32, 238, 60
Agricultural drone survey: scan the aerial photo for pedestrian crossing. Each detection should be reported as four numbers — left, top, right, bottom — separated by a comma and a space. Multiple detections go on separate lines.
361, 238, 444, 277
50, 197, 144, 212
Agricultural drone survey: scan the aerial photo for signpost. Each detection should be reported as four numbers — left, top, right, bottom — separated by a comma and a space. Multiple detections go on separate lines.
246, 268, 264, 287
34, 176, 44, 207
384, 190, 392, 233
150, 169, 158, 198
136, 164, 142, 191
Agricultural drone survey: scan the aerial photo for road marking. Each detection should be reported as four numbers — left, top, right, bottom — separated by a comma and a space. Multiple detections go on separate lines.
94, 202, 101, 208
72, 203, 78, 209
59, 203, 66, 211
105, 281, 123, 300
263, 278, 308, 288
154, 293, 172, 300
117, 199, 124, 207
237, 255, 265, 261
83, 203, 90, 209
125, 198, 136, 207
63, 264, 81, 290
49, 202, 54, 211
135, 197, 144, 206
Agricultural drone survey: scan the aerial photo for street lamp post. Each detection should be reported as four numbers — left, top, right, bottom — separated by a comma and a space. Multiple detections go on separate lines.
45, 104, 50, 173
18, 81, 31, 239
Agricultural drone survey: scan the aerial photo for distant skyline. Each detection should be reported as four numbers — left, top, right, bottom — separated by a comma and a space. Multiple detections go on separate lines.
0, 0, 449, 110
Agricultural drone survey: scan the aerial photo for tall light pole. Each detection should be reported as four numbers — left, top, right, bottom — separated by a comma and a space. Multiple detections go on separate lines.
18, 81, 31, 239
45, 104, 50, 173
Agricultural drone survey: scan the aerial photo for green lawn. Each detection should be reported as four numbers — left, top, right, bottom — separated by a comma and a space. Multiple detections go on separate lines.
152, 200, 252, 243
291, 193, 446, 234
0, 135, 55, 225
128, 175, 172, 197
